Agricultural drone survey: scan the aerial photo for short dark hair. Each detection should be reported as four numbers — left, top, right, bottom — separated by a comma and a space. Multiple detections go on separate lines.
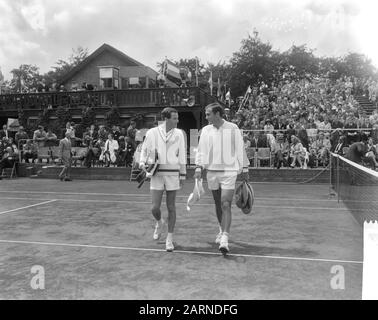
161, 107, 178, 120
205, 102, 224, 117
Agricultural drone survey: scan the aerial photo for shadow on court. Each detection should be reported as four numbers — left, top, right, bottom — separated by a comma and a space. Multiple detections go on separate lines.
0, 179, 363, 299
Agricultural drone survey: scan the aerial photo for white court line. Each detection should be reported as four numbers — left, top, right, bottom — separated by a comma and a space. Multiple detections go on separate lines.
0, 190, 336, 202
0, 197, 348, 211
0, 239, 362, 265
0, 200, 57, 216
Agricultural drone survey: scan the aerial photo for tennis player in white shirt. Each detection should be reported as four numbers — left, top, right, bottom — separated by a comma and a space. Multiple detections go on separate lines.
139, 107, 186, 252
194, 102, 249, 255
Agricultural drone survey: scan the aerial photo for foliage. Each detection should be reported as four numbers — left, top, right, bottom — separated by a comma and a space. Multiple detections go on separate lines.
17, 108, 27, 128
228, 31, 281, 96
281, 45, 320, 79
55, 105, 72, 128
170, 30, 378, 98
38, 108, 54, 128
43, 46, 89, 86
81, 106, 96, 129
9, 64, 41, 93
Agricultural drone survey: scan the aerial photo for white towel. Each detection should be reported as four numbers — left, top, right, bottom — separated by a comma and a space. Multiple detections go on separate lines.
186, 178, 205, 211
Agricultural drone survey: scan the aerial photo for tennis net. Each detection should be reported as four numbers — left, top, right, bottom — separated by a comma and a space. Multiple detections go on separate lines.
330, 152, 378, 226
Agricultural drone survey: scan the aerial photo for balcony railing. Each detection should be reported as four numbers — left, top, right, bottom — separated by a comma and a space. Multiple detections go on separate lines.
0, 87, 217, 110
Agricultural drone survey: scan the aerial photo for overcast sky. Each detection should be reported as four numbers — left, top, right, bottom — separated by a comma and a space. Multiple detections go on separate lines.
0, 0, 377, 81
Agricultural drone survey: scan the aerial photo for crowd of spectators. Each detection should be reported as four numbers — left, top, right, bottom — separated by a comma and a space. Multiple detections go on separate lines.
227, 75, 378, 170
17, 80, 98, 94
2, 74, 378, 173
0, 120, 143, 172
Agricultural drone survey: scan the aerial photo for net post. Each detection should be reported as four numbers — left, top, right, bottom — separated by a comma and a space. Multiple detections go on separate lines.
329, 153, 333, 197
337, 156, 340, 203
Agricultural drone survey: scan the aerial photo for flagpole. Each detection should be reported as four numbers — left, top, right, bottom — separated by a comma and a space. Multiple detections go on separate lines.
195, 57, 199, 87
217, 77, 221, 100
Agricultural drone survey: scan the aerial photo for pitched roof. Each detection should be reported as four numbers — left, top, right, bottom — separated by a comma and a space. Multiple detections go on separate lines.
119, 66, 158, 78
59, 43, 147, 84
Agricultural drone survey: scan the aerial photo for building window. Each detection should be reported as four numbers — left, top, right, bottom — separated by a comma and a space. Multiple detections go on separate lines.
100, 78, 113, 89
99, 66, 119, 89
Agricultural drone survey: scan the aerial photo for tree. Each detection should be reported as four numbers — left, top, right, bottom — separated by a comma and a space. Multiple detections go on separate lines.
228, 30, 280, 96
10, 64, 41, 93
44, 46, 89, 85
340, 53, 377, 79
282, 45, 320, 79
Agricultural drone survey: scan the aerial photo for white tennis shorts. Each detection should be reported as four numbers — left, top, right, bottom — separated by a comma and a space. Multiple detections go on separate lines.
150, 175, 180, 191
206, 171, 238, 190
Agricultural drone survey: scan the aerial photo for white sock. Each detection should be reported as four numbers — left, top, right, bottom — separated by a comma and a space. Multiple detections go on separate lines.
218, 225, 222, 234
156, 218, 164, 226
222, 232, 229, 240
166, 232, 173, 241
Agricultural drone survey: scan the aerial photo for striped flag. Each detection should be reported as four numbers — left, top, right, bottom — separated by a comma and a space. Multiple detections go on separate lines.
164, 59, 181, 81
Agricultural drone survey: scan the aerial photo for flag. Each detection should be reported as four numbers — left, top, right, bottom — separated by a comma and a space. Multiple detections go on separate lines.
225, 89, 230, 101
239, 85, 252, 111
217, 78, 221, 99
0, 67, 4, 83
20, 77, 25, 93
208, 70, 213, 95
161, 60, 167, 75
0, 67, 3, 94
164, 59, 181, 81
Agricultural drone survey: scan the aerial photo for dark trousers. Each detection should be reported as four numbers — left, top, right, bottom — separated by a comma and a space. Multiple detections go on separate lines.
0, 158, 16, 173
117, 150, 126, 166
274, 151, 288, 168
24, 152, 37, 163
83, 149, 96, 167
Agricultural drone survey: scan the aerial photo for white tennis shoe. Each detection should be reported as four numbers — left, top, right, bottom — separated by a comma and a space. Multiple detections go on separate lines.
166, 238, 174, 252
219, 234, 229, 255
215, 231, 222, 244
153, 219, 165, 240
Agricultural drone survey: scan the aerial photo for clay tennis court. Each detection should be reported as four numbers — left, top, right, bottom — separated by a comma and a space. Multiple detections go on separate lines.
0, 178, 362, 299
